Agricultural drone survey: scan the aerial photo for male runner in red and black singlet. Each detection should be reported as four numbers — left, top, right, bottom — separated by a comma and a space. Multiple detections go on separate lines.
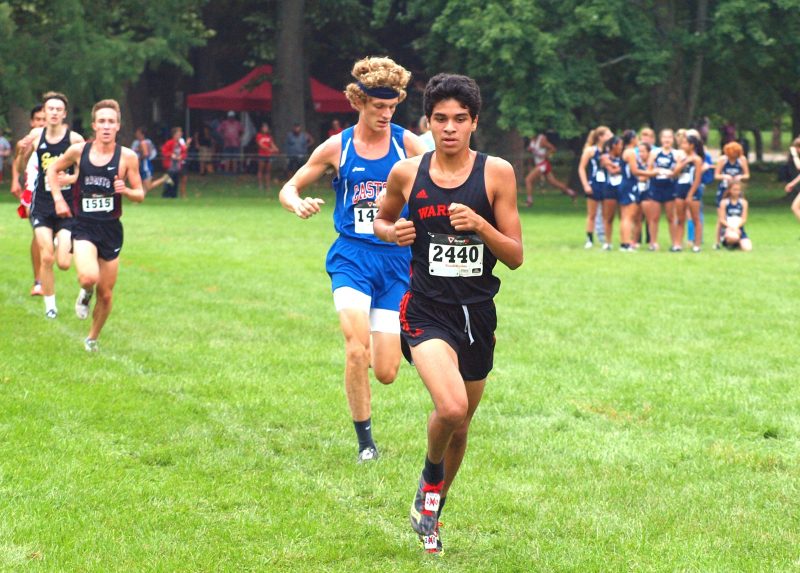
374, 74, 523, 555
46, 99, 144, 351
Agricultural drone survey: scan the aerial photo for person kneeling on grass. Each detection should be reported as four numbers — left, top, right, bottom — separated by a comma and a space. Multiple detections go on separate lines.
718, 181, 751, 251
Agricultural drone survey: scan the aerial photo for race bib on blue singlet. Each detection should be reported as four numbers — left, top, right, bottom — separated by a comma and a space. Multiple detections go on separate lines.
353, 200, 378, 234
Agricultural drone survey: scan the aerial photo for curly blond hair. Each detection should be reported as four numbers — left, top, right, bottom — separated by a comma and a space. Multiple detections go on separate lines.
344, 56, 410, 108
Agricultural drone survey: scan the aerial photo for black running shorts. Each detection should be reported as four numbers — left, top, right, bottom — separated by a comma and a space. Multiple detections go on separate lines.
72, 219, 124, 261
30, 207, 75, 234
400, 291, 497, 381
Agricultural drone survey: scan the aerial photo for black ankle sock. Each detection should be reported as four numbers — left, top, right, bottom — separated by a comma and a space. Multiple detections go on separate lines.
422, 456, 444, 484
353, 418, 374, 451
438, 496, 447, 516
587, 232, 594, 242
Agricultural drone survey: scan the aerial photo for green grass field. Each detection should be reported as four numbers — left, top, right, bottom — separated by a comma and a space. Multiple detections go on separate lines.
1, 172, 799, 572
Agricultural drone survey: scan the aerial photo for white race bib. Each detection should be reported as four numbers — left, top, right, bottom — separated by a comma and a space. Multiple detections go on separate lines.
678, 172, 692, 184
637, 181, 648, 192
726, 215, 742, 228
82, 196, 113, 213
595, 171, 606, 183
609, 174, 622, 186
428, 233, 484, 277
353, 201, 377, 235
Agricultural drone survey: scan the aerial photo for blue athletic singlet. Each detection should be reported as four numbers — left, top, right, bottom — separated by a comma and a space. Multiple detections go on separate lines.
618, 153, 638, 205
651, 148, 676, 202
636, 158, 651, 203
325, 123, 412, 313
588, 147, 605, 200
675, 156, 697, 200
722, 198, 748, 240
604, 155, 623, 200
331, 123, 409, 247
716, 158, 743, 205
725, 199, 744, 219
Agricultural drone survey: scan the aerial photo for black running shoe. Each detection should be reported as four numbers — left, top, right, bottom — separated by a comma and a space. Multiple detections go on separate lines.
409, 475, 443, 536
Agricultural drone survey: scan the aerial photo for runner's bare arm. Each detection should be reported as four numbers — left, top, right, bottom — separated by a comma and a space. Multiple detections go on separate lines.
278, 136, 340, 219
714, 158, 726, 181
14, 127, 43, 176
577, 147, 593, 193
739, 157, 750, 181
448, 157, 523, 269
46, 142, 84, 217
374, 159, 418, 246
114, 149, 144, 203
687, 156, 703, 200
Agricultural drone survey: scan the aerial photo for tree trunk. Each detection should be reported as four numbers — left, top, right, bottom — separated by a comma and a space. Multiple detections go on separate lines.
793, 95, 800, 141
771, 118, 783, 151
8, 104, 30, 145
274, 0, 306, 155
686, 0, 708, 122
751, 129, 763, 163
651, 1, 687, 130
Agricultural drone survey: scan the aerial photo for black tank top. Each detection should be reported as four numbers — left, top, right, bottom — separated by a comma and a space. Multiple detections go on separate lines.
35, 128, 74, 203
73, 142, 123, 222
408, 151, 499, 304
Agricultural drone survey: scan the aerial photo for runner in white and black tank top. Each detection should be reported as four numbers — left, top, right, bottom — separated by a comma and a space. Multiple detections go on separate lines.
30, 128, 75, 225
407, 151, 499, 304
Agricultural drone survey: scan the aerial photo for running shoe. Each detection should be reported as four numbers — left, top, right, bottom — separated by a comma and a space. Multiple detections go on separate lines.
30, 282, 43, 296
669, 246, 683, 252
357, 446, 379, 463
583, 240, 593, 249
45, 309, 57, 319
692, 246, 701, 253
164, 174, 174, 187
713, 243, 721, 250
601, 243, 612, 251
419, 521, 443, 555
84, 338, 99, 352
647, 243, 660, 252
409, 475, 443, 536
75, 288, 92, 320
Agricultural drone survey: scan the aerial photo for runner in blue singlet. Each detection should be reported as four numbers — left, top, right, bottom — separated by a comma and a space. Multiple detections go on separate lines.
278, 57, 427, 463
577, 126, 613, 249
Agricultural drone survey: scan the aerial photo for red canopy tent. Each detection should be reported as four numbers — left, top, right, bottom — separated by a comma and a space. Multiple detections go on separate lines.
186, 65, 353, 113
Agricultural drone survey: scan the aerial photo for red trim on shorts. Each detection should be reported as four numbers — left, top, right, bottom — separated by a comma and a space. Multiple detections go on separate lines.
399, 291, 423, 337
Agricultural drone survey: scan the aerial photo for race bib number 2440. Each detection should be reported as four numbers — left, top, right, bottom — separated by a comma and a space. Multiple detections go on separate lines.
428, 233, 484, 277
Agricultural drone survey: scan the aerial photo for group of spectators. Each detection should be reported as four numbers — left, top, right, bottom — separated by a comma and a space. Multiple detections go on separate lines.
577, 125, 775, 252
124, 113, 347, 195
